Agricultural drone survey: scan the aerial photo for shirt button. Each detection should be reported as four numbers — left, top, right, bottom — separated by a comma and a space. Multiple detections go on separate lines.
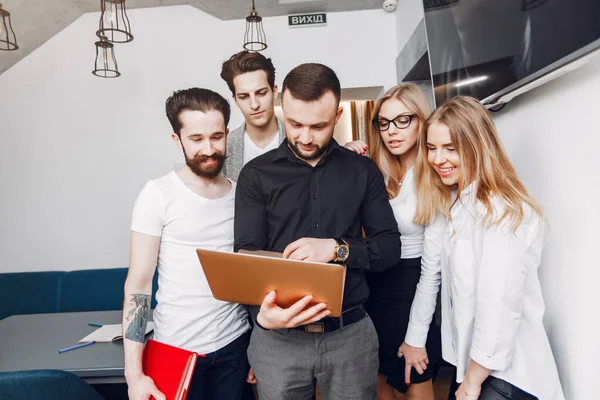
313, 223, 319, 228
312, 195, 318, 200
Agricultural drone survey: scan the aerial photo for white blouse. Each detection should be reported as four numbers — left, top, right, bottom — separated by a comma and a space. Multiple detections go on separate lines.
389, 167, 425, 259
405, 183, 565, 400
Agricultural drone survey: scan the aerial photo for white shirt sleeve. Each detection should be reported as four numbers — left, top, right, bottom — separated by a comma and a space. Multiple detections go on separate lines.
131, 181, 164, 237
469, 218, 540, 371
404, 212, 446, 348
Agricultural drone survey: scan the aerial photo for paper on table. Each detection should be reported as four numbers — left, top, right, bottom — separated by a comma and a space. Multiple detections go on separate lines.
79, 322, 154, 343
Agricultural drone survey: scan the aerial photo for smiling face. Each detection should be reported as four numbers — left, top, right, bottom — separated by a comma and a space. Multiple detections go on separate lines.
172, 109, 228, 179
426, 122, 462, 187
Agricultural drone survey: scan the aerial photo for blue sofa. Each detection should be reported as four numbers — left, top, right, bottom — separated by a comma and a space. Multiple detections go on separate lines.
0, 369, 105, 400
0, 268, 158, 321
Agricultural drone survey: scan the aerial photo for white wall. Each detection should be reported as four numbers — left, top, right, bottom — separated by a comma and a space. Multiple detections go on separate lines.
395, 0, 424, 55
0, 5, 396, 272
492, 53, 600, 400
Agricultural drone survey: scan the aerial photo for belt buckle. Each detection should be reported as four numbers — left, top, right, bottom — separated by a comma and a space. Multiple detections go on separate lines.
304, 322, 324, 333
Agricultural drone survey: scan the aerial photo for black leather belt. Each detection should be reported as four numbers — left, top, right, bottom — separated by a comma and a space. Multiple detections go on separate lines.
290, 304, 366, 333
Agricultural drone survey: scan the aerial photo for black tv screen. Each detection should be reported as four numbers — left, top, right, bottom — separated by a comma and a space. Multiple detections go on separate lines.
423, 0, 600, 106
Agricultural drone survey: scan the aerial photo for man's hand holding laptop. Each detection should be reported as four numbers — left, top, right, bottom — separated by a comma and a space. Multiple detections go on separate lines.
256, 237, 339, 329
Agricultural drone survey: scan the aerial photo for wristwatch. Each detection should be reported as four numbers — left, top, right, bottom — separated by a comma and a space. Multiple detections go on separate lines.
333, 238, 350, 263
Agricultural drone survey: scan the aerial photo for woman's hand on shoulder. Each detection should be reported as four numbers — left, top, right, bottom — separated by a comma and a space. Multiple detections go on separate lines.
343, 140, 368, 155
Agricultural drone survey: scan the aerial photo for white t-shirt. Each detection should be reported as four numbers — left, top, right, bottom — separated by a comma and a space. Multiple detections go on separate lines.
388, 167, 424, 259
131, 172, 249, 354
243, 131, 280, 165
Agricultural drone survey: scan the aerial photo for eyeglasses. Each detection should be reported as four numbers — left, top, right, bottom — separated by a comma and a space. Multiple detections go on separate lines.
372, 114, 416, 131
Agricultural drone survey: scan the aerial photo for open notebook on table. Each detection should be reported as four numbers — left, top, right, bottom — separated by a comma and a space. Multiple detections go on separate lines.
79, 322, 155, 343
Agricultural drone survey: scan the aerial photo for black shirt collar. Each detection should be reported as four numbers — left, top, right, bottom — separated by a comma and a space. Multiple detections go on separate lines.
273, 138, 344, 165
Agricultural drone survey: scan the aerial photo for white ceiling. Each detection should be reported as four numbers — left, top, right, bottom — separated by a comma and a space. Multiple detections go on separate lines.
0, 0, 382, 74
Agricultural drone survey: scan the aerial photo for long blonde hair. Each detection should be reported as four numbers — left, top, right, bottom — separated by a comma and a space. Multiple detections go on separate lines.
414, 96, 543, 231
368, 83, 432, 199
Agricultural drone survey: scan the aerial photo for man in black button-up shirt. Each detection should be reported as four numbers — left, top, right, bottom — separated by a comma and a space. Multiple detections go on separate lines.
234, 63, 401, 400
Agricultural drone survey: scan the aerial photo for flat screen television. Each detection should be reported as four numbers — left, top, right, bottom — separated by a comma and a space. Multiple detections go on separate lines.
423, 0, 600, 106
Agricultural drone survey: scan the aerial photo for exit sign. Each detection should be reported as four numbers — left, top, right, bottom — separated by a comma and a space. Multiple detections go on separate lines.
288, 13, 327, 27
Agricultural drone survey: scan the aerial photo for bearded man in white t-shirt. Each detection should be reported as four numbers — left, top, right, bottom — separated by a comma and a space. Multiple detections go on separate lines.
220, 51, 286, 182
123, 88, 251, 400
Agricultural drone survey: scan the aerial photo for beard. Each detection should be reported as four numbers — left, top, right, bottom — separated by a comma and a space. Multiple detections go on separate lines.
183, 147, 226, 180
289, 139, 330, 161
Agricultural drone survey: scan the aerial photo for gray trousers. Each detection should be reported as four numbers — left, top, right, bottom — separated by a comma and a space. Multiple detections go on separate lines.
247, 315, 379, 400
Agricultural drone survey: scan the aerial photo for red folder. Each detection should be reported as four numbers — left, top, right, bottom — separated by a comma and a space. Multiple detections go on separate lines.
142, 339, 203, 400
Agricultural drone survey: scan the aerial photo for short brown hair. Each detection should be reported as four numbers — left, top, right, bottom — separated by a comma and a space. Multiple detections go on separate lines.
165, 88, 231, 137
220, 51, 276, 95
282, 63, 341, 104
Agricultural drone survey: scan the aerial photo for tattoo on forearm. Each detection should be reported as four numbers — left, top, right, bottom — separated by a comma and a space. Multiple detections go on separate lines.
125, 293, 151, 343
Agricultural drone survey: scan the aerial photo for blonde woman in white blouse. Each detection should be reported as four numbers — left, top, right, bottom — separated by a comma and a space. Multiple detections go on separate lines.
399, 96, 565, 400
345, 83, 441, 400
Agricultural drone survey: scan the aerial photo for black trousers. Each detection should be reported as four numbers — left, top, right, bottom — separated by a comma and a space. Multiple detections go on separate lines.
186, 331, 251, 400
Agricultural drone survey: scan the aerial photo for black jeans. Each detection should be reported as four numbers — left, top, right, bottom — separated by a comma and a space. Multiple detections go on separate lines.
186, 331, 251, 400
479, 376, 538, 400
449, 374, 538, 400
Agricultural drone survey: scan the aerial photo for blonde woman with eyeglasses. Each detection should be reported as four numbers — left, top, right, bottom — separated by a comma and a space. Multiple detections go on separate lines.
399, 96, 565, 400
345, 83, 443, 400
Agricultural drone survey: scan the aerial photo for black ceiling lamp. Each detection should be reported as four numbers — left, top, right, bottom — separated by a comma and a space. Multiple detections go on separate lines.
92, 35, 120, 78
243, 0, 267, 52
97, 0, 133, 43
0, 3, 18, 51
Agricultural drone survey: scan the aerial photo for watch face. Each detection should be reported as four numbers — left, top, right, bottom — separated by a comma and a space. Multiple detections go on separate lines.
336, 245, 349, 261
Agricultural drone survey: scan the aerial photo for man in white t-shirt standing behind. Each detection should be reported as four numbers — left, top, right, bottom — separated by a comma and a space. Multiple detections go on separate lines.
123, 88, 250, 400
220, 51, 286, 181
